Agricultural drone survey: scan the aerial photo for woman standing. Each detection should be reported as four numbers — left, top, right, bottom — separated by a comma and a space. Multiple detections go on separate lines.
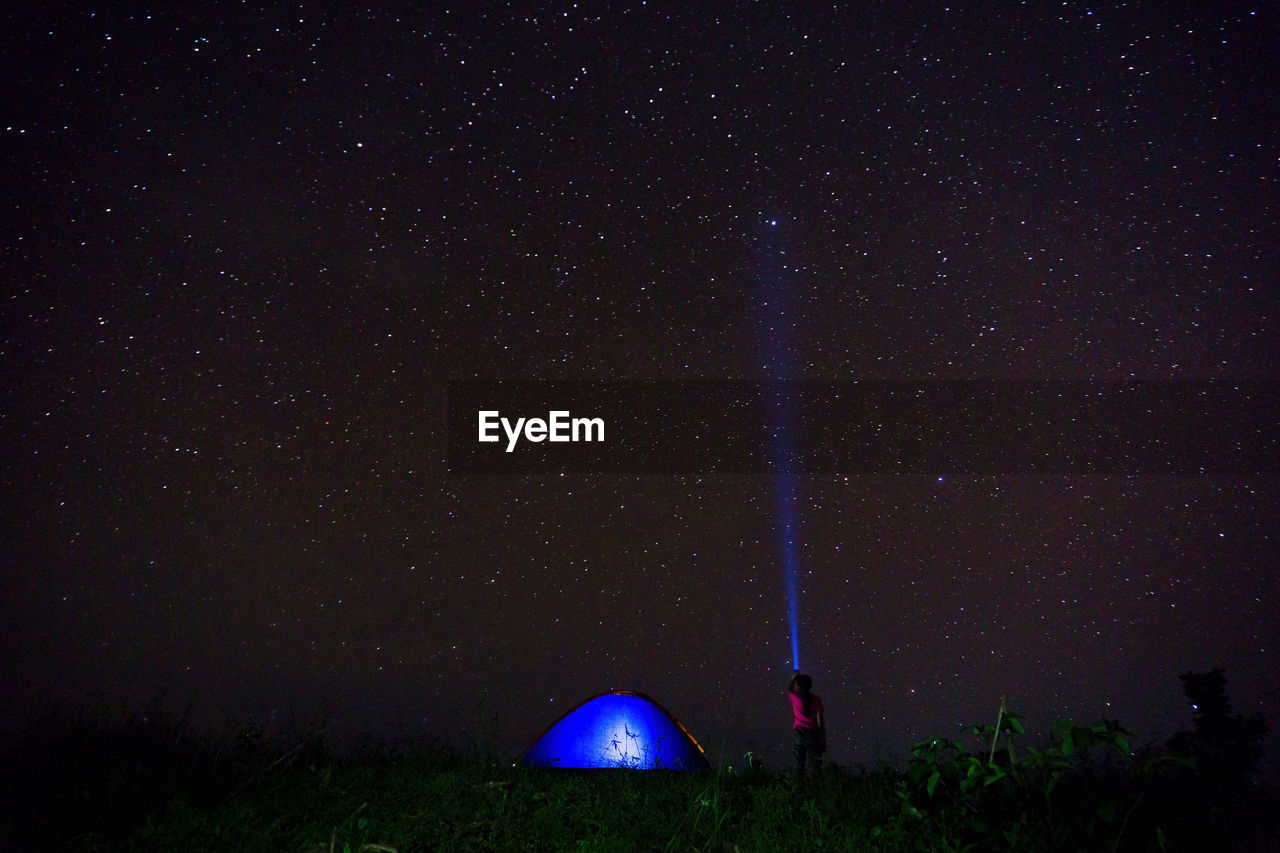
788, 670, 826, 775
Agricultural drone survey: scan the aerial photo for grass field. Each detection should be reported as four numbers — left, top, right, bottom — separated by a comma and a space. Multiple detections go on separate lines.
1, 709, 1275, 851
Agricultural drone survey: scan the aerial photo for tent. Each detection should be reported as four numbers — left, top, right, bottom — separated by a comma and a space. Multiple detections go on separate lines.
521, 690, 710, 770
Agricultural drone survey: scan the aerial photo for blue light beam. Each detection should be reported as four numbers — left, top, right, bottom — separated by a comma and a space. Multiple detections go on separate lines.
774, 444, 801, 671
758, 216, 802, 671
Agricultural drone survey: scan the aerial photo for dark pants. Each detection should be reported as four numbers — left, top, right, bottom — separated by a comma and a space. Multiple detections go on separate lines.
793, 725, 825, 774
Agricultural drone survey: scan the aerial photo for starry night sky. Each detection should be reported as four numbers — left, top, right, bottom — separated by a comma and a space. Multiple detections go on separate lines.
3, 3, 1278, 771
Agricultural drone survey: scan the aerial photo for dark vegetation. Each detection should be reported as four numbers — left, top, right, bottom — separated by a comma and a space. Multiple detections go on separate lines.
1, 671, 1272, 852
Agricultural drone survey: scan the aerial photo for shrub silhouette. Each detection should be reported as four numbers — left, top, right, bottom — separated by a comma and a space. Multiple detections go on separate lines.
1166, 668, 1267, 788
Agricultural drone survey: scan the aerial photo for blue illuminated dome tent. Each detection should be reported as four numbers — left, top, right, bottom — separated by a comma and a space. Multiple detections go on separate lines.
521, 690, 711, 770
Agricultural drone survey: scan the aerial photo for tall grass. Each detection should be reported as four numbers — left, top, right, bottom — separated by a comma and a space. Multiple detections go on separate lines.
1, 705, 1275, 852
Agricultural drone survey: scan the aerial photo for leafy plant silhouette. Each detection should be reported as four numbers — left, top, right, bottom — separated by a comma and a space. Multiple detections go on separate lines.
892, 702, 1175, 851
1166, 668, 1267, 789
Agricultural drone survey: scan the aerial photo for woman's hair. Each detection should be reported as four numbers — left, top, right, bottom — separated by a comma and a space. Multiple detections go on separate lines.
796, 674, 814, 716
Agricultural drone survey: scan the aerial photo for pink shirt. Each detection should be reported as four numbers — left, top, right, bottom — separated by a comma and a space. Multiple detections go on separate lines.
789, 690, 824, 729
